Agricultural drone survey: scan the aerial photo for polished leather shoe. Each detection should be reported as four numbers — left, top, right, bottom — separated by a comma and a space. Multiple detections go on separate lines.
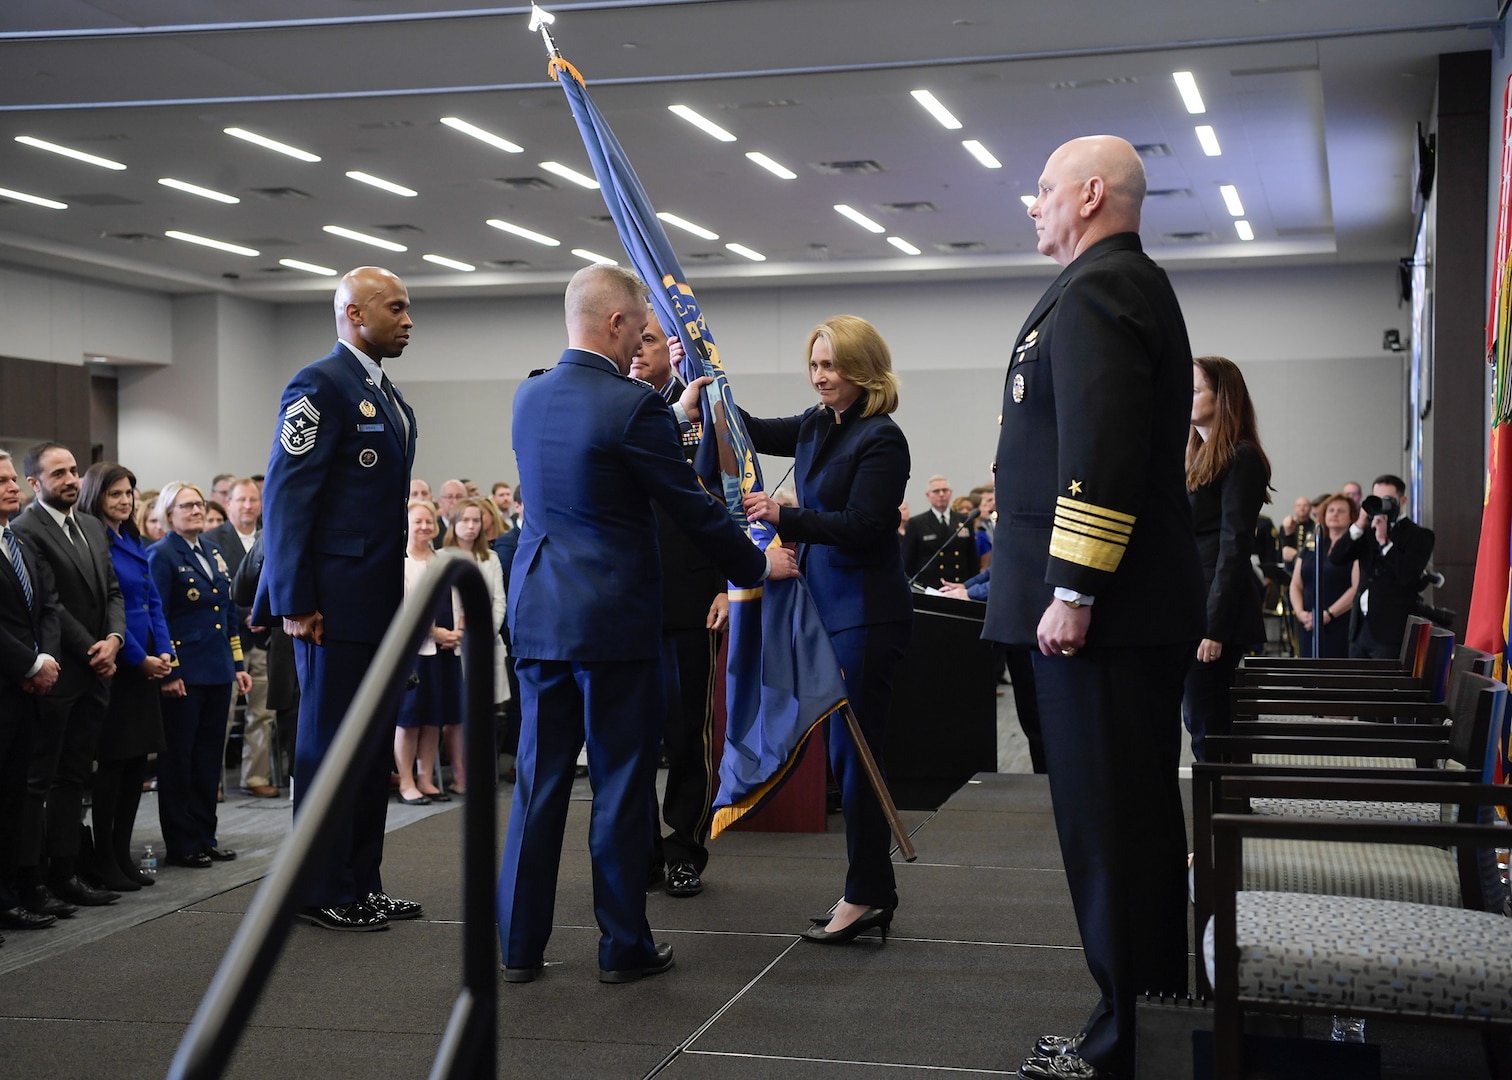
205, 847, 237, 862
665, 862, 703, 898
802, 906, 892, 944
21, 886, 77, 919
502, 959, 545, 984
0, 905, 57, 930
599, 942, 675, 984
365, 892, 423, 920
398, 793, 431, 806
1018, 1052, 1108, 1079
48, 876, 119, 907
241, 785, 280, 798
1034, 1034, 1085, 1059
167, 852, 213, 869
296, 902, 389, 932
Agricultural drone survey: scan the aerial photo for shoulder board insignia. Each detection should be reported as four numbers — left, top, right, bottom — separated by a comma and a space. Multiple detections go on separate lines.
527, 368, 549, 378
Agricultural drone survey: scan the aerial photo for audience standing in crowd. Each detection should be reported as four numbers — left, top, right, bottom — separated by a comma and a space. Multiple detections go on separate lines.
149, 482, 250, 870
902, 475, 975, 586
1289, 492, 1360, 658
1279, 494, 1310, 567
442, 496, 506, 797
490, 481, 518, 531
490, 486, 524, 785
202, 502, 227, 531
137, 489, 164, 543
394, 500, 460, 805
435, 479, 467, 549
1331, 473, 1435, 659
409, 478, 433, 505
209, 475, 235, 509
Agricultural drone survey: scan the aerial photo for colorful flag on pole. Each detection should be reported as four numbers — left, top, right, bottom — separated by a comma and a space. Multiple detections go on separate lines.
545, 52, 851, 832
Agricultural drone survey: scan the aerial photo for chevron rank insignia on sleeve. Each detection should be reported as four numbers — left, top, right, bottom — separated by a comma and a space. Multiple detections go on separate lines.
280, 395, 320, 456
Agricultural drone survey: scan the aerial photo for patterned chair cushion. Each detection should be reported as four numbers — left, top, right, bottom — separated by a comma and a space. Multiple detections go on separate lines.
1203, 891, 1512, 1018
1248, 798, 1440, 822
1243, 839, 1461, 907
1255, 754, 1412, 768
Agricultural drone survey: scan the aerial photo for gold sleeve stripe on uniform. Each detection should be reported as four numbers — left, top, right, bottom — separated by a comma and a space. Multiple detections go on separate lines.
1053, 516, 1130, 546
1055, 496, 1135, 527
230, 634, 245, 663
1049, 527, 1127, 573
1054, 504, 1133, 538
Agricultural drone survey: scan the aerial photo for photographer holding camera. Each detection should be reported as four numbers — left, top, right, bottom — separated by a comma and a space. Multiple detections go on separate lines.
1328, 473, 1435, 659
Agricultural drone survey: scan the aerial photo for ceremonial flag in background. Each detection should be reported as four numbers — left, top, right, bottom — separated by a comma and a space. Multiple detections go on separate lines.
546, 54, 851, 832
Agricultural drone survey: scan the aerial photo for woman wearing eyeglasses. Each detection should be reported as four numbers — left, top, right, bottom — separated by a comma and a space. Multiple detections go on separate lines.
148, 482, 251, 869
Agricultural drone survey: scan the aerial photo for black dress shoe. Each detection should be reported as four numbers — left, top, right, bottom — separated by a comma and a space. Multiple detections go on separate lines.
0, 905, 57, 930
167, 852, 213, 869
47, 876, 119, 907
365, 892, 423, 920
398, 793, 431, 806
1018, 1052, 1108, 1079
204, 847, 237, 862
296, 902, 389, 932
665, 862, 703, 898
599, 942, 675, 984
21, 885, 77, 919
801, 906, 892, 944
1034, 1033, 1085, 1059
91, 863, 141, 893
502, 959, 544, 984
134, 869, 157, 887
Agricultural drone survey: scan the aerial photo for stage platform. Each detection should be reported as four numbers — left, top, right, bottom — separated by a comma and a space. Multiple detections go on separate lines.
0, 771, 1494, 1079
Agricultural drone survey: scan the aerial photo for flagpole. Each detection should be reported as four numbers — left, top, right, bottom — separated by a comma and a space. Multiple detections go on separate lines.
840, 705, 918, 862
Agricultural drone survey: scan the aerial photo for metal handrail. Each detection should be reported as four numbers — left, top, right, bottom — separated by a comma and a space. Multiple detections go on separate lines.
169, 555, 498, 1080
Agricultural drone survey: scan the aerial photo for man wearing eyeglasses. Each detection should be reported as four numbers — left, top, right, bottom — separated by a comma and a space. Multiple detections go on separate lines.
902, 475, 975, 587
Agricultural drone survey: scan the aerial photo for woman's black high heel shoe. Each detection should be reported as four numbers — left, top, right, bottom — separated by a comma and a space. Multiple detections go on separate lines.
801, 906, 892, 944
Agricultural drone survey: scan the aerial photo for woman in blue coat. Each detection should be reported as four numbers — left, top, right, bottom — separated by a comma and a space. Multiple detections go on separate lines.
148, 482, 250, 869
740, 315, 913, 944
79, 463, 176, 891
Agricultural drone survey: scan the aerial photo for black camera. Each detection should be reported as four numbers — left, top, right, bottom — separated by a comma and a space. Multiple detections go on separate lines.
1360, 493, 1399, 525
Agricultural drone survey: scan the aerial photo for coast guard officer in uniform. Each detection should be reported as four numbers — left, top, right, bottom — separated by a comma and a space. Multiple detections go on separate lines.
254, 265, 422, 932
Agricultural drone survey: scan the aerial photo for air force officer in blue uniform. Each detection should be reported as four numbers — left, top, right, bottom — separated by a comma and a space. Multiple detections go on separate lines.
254, 266, 422, 933
497, 265, 798, 984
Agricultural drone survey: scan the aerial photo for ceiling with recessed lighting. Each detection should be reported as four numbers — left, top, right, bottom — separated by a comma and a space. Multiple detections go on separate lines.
0, 0, 1497, 300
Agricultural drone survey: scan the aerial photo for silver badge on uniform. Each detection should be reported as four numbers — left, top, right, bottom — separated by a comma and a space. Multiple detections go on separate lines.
280, 395, 320, 456
359, 448, 378, 468
1012, 372, 1026, 403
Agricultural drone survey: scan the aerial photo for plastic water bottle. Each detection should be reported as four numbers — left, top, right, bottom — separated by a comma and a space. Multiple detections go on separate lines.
1330, 1015, 1365, 1043
139, 844, 158, 877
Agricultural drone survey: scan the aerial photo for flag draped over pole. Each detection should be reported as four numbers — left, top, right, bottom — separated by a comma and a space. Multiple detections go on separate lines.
1466, 73, 1512, 790
534, 19, 852, 834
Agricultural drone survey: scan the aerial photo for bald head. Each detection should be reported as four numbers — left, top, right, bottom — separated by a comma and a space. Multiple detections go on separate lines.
564, 264, 650, 374
335, 266, 412, 361
1029, 135, 1146, 265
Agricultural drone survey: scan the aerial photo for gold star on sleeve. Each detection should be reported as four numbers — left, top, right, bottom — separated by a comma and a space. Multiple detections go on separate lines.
1067, 479, 1083, 496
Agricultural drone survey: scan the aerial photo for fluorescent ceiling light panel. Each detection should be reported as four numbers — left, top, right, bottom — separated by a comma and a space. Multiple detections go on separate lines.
1195, 125, 1222, 156
1234, 219, 1254, 241
961, 140, 1002, 169
486, 218, 560, 246
834, 204, 885, 234
158, 177, 239, 204
223, 127, 320, 162
423, 253, 476, 272
745, 152, 797, 180
667, 105, 736, 142
1172, 72, 1206, 115
322, 224, 407, 252
0, 185, 67, 209
165, 230, 259, 256
657, 212, 719, 240
15, 135, 126, 170
571, 248, 618, 265
910, 90, 963, 130
1020, 195, 1037, 208
279, 258, 337, 276
725, 243, 766, 262
539, 160, 600, 189
346, 171, 417, 197
1219, 184, 1245, 217
887, 236, 922, 255
439, 116, 523, 154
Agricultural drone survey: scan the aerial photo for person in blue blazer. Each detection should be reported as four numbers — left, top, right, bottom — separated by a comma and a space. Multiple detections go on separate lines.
739, 315, 913, 945
149, 483, 250, 870
79, 463, 175, 891
252, 266, 422, 933
497, 265, 796, 985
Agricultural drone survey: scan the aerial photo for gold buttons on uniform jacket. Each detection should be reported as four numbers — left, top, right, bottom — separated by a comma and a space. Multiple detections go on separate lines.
215, 624, 221, 630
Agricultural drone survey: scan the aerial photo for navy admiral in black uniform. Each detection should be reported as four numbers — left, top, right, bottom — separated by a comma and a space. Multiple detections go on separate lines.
984, 136, 1204, 1080
254, 266, 422, 933
902, 475, 975, 587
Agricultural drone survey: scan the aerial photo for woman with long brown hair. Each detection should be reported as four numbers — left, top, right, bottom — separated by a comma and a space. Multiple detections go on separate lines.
1185, 355, 1272, 761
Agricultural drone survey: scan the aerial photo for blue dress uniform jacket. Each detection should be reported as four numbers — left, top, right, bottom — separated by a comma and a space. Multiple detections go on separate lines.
148, 533, 244, 682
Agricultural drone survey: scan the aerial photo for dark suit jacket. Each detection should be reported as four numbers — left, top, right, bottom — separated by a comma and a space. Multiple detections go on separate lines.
1329, 515, 1434, 648
1189, 440, 1269, 647
901, 509, 975, 588
984, 232, 1205, 647
0, 523, 61, 690
742, 396, 913, 634
204, 522, 256, 576
11, 503, 125, 698
232, 532, 297, 711
254, 341, 418, 644
507, 349, 767, 662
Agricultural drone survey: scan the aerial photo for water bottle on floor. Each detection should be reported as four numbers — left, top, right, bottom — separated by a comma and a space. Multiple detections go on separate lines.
139, 844, 158, 877
1330, 1015, 1365, 1042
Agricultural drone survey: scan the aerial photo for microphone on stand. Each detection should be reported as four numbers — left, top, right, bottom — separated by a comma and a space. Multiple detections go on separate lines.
906, 508, 980, 590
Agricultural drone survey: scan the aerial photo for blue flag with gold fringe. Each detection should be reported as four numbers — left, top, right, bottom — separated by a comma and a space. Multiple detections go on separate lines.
547, 53, 849, 833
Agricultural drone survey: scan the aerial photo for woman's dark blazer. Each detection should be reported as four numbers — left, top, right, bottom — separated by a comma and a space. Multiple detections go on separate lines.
1189, 439, 1268, 647
148, 532, 244, 685
741, 396, 912, 635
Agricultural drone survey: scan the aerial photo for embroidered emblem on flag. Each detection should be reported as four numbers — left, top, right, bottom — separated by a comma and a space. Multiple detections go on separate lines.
280, 396, 320, 456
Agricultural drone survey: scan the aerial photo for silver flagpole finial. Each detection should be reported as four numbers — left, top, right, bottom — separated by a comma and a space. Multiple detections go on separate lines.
528, 4, 561, 58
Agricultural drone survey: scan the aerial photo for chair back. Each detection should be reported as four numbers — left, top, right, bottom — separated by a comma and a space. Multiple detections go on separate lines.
1417, 627, 1455, 700
1446, 673, 1512, 912
1398, 613, 1432, 668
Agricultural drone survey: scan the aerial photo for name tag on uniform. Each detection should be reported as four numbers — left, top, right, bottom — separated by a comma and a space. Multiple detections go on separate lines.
358, 423, 385, 432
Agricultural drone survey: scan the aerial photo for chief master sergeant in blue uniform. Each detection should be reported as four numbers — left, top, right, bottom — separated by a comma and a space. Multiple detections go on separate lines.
497, 265, 798, 984
254, 265, 423, 933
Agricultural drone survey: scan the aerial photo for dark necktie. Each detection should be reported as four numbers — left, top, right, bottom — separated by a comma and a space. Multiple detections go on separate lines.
65, 515, 83, 549
380, 371, 408, 439
189, 544, 212, 577
3, 526, 33, 608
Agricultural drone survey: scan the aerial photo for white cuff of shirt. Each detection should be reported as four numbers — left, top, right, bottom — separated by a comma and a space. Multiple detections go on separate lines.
671, 402, 691, 429
1348, 524, 1364, 539
26, 652, 55, 678
1053, 587, 1095, 606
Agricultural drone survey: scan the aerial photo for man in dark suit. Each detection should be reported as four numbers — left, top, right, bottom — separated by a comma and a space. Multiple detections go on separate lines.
983, 136, 1204, 1080
630, 310, 728, 898
0, 450, 63, 934
902, 475, 975, 586
1330, 473, 1435, 659
254, 265, 422, 933
206, 478, 279, 798
12, 442, 126, 914
496, 265, 796, 984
